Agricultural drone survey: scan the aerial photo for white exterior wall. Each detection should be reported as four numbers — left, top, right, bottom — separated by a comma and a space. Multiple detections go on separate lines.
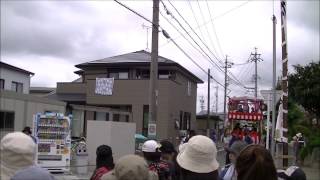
86, 121, 136, 166
0, 96, 65, 139
0, 67, 31, 94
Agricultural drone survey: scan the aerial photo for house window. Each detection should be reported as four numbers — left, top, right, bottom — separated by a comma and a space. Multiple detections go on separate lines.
179, 111, 191, 130
11, 81, 23, 93
0, 79, 4, 89
0, 111, 15, 130
119, 72, 128, 79
136, 70, 150, 79
113, 114, 120, 122
159, 70, 169, 79
142, 105, 149, 137
187, 81, 191, 96
109, 71, 129, 79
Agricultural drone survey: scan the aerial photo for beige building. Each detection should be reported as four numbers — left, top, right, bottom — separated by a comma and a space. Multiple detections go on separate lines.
0, 62, 66, 139
50, 50, 203, 142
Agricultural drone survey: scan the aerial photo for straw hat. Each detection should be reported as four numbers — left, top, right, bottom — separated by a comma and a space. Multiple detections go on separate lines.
176, 135, 219, 173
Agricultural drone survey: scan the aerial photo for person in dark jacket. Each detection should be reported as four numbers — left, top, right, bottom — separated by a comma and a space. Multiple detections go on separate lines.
142, 140, 171, 180
91, 145, 114, 180
160, 140, 179, 180
177, 135, 219, 180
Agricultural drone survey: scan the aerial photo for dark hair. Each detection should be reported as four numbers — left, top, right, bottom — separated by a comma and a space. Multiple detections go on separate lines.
236, 145, 277, 180
143, 151, 161, 162
22, 126, 32, 134
160, 140, 176, 154
180, 167, 218, 180
96, 145, 114, 169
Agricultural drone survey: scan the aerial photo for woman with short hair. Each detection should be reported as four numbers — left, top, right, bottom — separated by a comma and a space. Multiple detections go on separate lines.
236, 145, 277, 180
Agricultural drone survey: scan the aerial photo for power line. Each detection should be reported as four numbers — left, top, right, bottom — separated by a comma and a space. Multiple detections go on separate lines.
159, 0, 251, 48
161, 0, 247, 92
114, 0, 154, 25
114, 0, 238, 91
204, 0, 224, 59
160, 11, 226, 88
163, 1, 247, 90
196, 0, 220, 60
113, 0, 217, 86
163, 0, 222, 68
187, 0, 207, 48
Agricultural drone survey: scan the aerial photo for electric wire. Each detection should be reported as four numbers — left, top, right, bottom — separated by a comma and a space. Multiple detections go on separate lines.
187, 0, 207, 49
161, 0, 246, 91
195, 0, 220, 60
159, 0, 251, 48
205, 0, 224, 58
162, 1, 246, 89
114, 0, 225, 88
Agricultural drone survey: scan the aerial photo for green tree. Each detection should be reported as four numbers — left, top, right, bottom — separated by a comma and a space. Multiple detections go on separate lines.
288, 61, 320, 160
289, 61, 320, 118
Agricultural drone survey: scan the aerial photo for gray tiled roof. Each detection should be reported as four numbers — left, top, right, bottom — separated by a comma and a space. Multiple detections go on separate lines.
81, 50, 176, 65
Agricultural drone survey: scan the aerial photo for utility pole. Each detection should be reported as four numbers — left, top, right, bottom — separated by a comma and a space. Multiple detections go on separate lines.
215, 86, 218, 113
207, 69, 211, 136
200, 95, 205, 112
271, 14, 277, 157
249, 48, 263, 98
148, 0, 159, 139
281, 0, 289, 167
223, 55, 232, 126
142, 23, 151, 51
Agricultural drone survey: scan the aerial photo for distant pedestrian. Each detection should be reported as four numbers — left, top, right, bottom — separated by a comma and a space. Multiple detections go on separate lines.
22, 126, 37, 143
160, 140, 179, 180
236, 145, 277, 180
142, 140, 171, 180
91, 145, 114, 180
1, 132, 54, 180
101, 154, 158, 180
219, 140, 247, 180
244, 132, 253, 144
177, 135, 219, 180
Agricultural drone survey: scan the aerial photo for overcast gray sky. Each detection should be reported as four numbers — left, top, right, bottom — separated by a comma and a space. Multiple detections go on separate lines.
1, 0, 319, 112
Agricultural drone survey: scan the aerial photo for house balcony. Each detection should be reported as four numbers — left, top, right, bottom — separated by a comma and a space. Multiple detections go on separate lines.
56, 82, 87, 94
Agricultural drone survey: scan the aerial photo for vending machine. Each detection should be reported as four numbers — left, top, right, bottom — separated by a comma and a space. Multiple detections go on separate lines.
33, 112, 72, 173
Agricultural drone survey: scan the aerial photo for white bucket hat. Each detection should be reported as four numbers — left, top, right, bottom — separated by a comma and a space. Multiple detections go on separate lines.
177, 135, 219, 173
142, 140, 160, 153
0, 132, 36, 180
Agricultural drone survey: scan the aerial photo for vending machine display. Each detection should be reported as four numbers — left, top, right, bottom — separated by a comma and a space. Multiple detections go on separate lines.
33, 113, 71, 173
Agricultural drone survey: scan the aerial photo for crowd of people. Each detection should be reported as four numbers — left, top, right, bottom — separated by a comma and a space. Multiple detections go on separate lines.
0, 128, 307, 180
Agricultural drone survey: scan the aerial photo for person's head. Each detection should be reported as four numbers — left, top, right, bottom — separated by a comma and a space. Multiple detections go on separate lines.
277, 166, 306, 180
142, 140, 161, 162
101, 155, 158, 180
22, 126, 32, 135
11, 166, 55, 180
177, 135, 219, 178
159, 140, 176, 161
226, 140, 247, 164
96, 145, 114, 169
188, 130, 196, 137
0, 132, 36, 179
236, 145, 277, 180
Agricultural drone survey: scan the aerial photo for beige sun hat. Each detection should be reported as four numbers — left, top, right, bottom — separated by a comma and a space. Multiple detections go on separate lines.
101, 154, 158, 180
177, 135, 219, 173
0, 132, 36, 180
